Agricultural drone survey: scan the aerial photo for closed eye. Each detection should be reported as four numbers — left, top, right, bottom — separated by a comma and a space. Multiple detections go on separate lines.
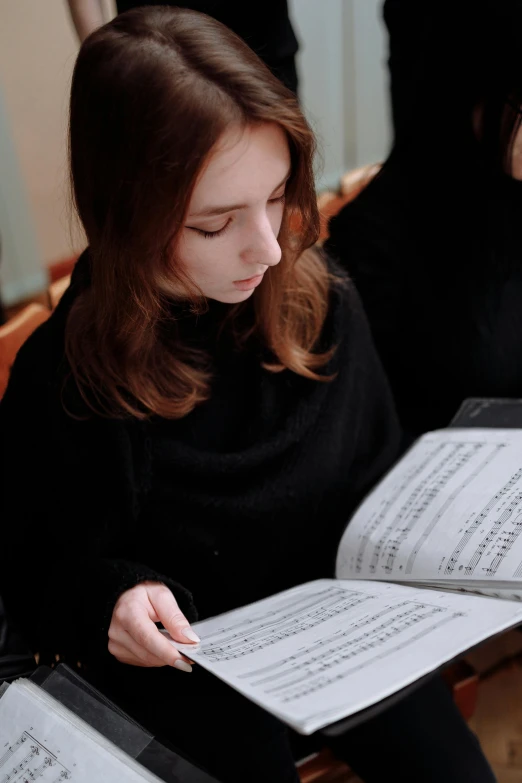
187, 193, 285, 239
188, 219, 232, 239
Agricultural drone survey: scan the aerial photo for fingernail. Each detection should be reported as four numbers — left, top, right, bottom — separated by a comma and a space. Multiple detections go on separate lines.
182, 627, 201, 643
174, 659, 192, 673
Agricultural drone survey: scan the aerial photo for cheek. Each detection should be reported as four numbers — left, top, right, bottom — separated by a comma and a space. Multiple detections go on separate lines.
177, 233, 214, 279
177, 232, 235, 284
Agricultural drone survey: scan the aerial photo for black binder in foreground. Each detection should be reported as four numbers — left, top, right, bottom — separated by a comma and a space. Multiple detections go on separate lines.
450, 397, 522, 429
0, 664, 220, 782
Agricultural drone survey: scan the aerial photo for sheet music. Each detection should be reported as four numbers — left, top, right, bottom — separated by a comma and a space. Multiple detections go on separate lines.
0, 729, 71, 783
0, 682, 161, 782
336, 428, 522, 585
171, 579, 522, 734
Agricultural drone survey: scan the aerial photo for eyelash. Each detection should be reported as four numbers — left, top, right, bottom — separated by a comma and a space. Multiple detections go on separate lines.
196, 194, 286, 239
199, 223, 231, 240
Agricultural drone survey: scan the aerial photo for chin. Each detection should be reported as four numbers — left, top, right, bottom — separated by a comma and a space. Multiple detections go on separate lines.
211, 288, 256, 304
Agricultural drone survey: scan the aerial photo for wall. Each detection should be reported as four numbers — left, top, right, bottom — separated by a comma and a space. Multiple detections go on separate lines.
289, 0, 346, 188
351, 0, 391, 167
290, 0, 391, 188
0, 1, 82, 303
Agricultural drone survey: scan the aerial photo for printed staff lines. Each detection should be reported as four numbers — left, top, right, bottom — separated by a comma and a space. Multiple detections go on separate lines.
239, 601, 413, 681
252, 605, 443, 690
0, 732, 71, 783
380, 446, 476, 574
276, 614, 459, 703
201, 588, 373, 662
405, 443, 504, 574
445, 468, 522, 575
355, 443, 448, 573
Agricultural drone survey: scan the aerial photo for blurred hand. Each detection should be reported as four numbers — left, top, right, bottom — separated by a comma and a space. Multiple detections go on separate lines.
108, 581, 199, 672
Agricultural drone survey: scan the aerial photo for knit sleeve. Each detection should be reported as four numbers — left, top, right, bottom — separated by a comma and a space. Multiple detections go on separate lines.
329, 268, 405, 507
0, 324, 197, 666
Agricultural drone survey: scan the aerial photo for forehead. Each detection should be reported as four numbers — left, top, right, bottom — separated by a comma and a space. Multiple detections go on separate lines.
189, 123, 291, 208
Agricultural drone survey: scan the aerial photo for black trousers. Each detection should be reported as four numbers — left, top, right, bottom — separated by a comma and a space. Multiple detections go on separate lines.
90, 660, 496, 783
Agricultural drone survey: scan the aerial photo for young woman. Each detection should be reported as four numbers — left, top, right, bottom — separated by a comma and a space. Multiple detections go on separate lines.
0, 8, 495, 782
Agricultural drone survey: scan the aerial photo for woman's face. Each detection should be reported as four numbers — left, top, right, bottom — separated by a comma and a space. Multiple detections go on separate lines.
176, 123, 291, 303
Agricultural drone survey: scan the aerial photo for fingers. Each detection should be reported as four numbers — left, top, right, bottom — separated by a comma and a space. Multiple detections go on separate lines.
108, 628, 192, 671
147, 583, 200, 645
124, 608, 191, 666
108, 582, 200, 671
108, 632, 166, 667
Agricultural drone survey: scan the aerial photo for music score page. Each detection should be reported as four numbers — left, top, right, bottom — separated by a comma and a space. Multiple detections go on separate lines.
173, 579, 522, 734
336, 428, 522, 589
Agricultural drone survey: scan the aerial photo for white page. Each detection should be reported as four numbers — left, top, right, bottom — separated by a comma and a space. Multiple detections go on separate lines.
336, 428, 522, 584
0, 682, 161, 782
171, 578, 522, 735
414, 582, 522, 602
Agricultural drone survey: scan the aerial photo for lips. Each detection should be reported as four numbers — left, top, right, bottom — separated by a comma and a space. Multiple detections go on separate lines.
233, 273, 265, 291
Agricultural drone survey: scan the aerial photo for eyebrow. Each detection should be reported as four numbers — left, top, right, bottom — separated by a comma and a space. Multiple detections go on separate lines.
187, 168, 292, 219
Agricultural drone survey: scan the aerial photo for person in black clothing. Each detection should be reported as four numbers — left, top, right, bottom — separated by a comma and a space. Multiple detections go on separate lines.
0, 8, 495, 782
325, 0, 522, 437
67, 0, 299, 93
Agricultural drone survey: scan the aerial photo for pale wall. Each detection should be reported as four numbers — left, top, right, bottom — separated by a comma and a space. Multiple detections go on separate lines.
0, 0, 81, 302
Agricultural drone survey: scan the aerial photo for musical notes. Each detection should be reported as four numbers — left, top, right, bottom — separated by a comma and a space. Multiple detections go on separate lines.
445, 474, 522, 576
354, 443, 445, 574
198, 587, 373, 662
0, 735, 26, 770
175, 578, 522, 735
335, 429, 522, 589
0, 682, 164, 781
351, 440, 495, 577
249, 603, 448, 701
188, 583, 455, 701
0, 733, 70, 783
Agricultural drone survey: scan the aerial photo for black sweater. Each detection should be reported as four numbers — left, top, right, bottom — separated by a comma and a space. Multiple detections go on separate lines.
325, 152, 522, 437
0, 253, 400, 666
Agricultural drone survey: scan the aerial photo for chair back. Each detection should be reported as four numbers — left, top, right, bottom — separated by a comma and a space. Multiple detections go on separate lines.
48, 274, 71, 310
0, 303, 50, 399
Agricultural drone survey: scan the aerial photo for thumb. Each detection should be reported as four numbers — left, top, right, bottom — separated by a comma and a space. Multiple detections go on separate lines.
147, 583, 200, 644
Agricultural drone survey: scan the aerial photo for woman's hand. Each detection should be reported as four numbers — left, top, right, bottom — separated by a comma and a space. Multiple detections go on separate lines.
108, 581, 199, 672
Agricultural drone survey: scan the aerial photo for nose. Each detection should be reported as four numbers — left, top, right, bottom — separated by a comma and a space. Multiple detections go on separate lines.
241, 214, 282, 269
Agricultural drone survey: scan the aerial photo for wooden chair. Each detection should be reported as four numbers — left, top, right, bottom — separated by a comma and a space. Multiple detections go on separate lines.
340, 163, 382, 203
317, 191, 353, 242
48, 274, 71, 310
47, 253, 79, 284
442, 660, 479, 722
0, 303, 50, 399
298, 749, 351, 782
317, 163, 382, 243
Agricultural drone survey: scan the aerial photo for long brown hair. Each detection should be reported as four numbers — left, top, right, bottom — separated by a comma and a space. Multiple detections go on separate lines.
67, 6, 333, 419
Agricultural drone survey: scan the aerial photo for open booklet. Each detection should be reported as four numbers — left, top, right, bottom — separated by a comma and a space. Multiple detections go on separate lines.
170, 427, 522, 735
